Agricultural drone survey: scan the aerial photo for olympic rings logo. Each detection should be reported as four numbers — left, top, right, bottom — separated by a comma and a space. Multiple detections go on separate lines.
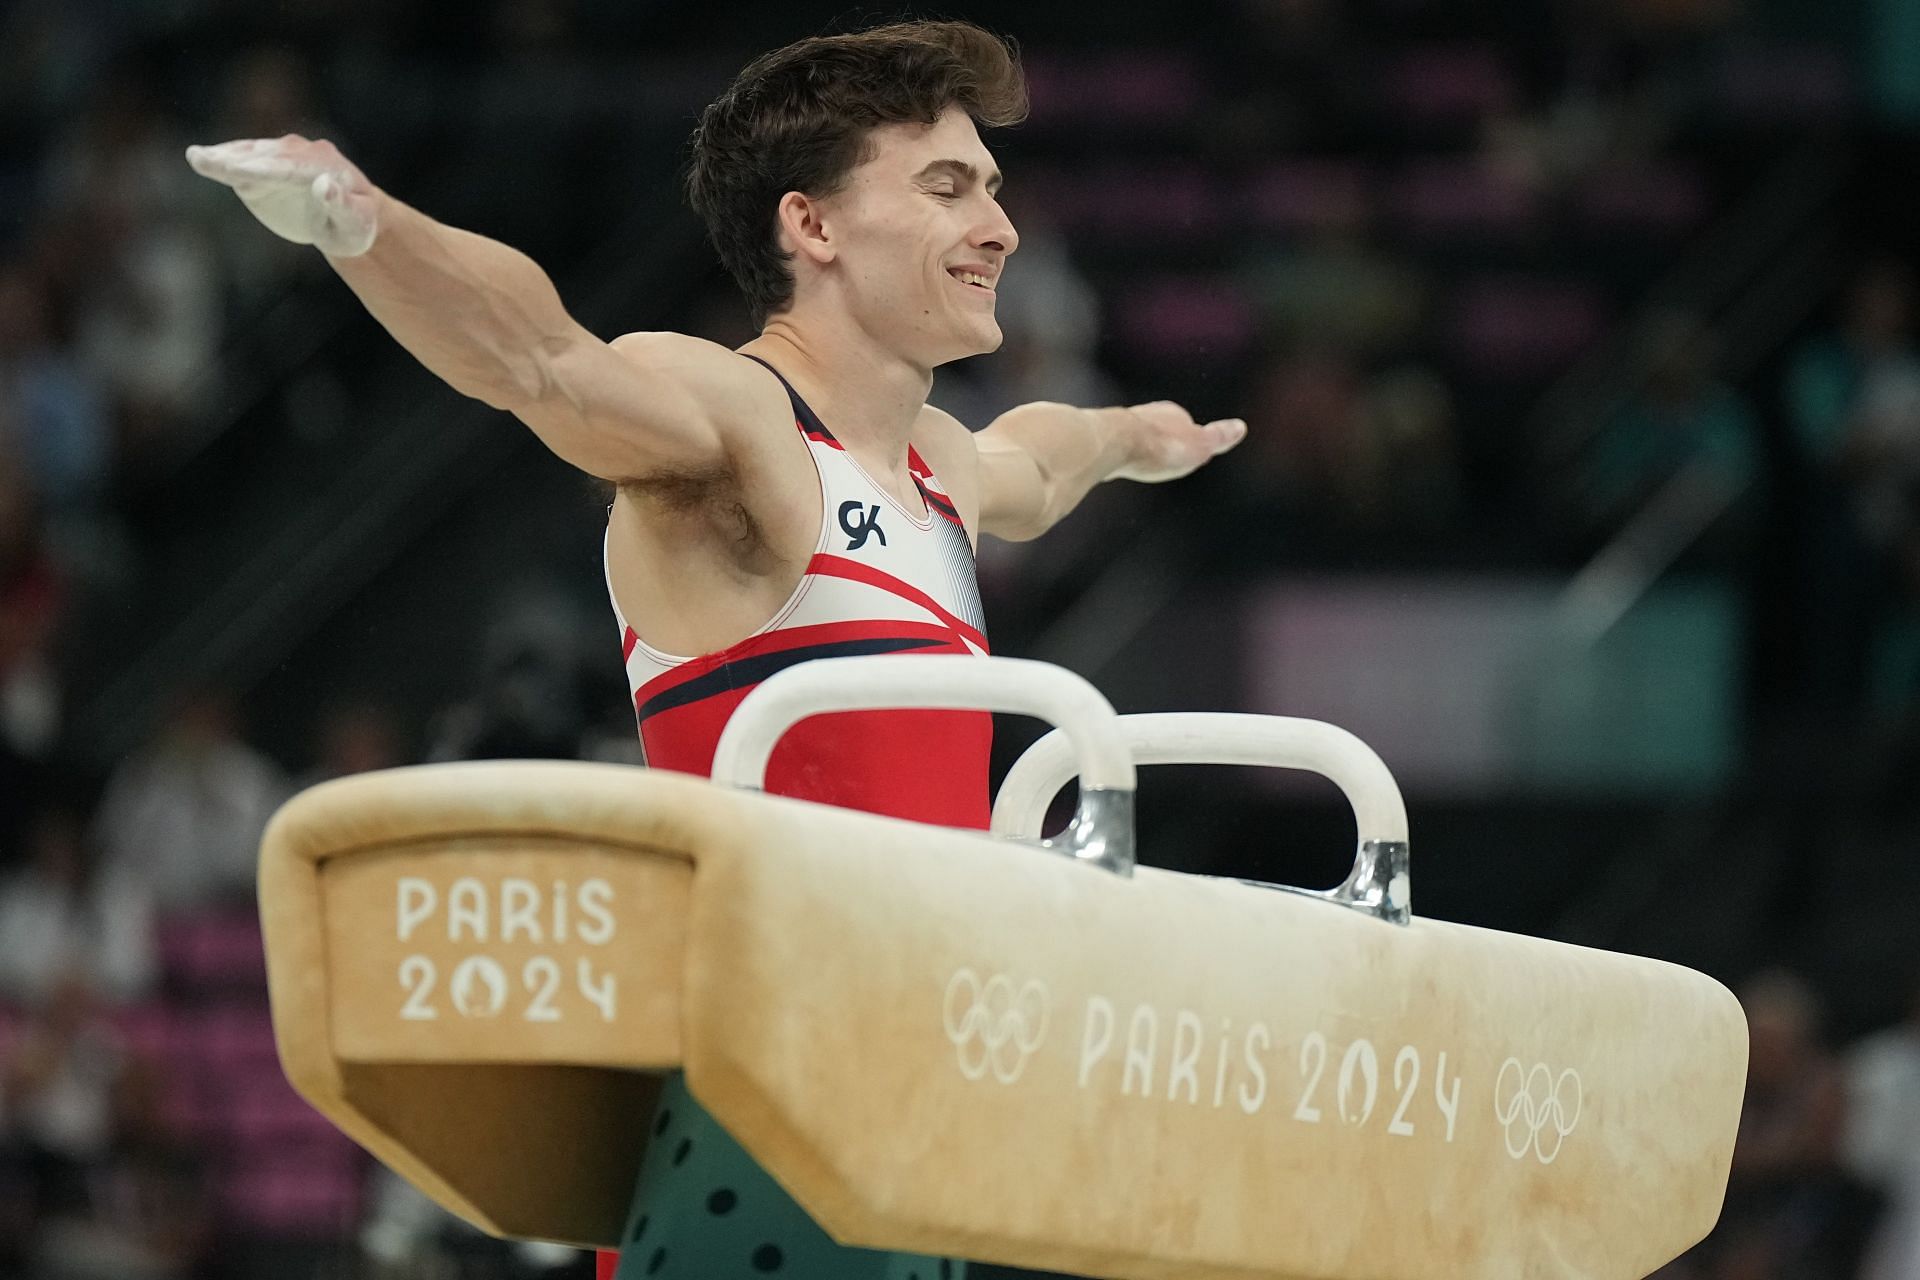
942, 969, 1049, 1084
1493, 1058, 1583, 1163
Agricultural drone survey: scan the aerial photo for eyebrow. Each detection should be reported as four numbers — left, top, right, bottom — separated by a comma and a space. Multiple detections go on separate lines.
914, 158, 1003, 195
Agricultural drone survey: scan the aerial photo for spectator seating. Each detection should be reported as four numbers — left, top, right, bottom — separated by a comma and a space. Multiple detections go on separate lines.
109, 911, 368, 1239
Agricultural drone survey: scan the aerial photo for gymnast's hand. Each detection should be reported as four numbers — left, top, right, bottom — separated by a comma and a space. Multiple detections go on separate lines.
184, 135, 380, 258
1107, 400, 1248, 484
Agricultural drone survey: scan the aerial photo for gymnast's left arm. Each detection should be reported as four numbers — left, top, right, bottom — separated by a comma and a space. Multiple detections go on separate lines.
973, 400, 1247, 541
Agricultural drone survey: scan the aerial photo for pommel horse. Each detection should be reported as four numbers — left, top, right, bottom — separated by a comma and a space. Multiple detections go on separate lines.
256, 655, 1747, 1280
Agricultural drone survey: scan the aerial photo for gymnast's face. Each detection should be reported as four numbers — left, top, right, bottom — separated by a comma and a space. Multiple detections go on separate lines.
793, 107, 1019, 366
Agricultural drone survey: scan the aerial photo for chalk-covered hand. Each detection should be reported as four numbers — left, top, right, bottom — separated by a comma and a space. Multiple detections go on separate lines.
1108, 401, 1248, 484
184, 135, 379, 258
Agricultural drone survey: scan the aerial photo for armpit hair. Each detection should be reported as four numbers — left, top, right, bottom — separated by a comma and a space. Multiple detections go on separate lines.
617, 463, 770, 559
617, 462, 737, 512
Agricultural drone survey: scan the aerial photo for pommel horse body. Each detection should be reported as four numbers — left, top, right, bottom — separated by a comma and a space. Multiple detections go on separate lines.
257, 656, 1747, 1280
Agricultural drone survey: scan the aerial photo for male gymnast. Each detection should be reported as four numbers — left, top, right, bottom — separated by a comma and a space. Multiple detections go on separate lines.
189, 19, 1244, 1279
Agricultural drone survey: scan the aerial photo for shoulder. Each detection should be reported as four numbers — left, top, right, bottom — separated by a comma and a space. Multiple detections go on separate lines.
911, 402, 981, 491
911, 402, 982, 534
605, 331, 793, 439
607, 329, 735, 365
911, 402, 978, 472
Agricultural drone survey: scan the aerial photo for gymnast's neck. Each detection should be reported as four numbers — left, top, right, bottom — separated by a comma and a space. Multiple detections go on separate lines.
745, 317, 934, 459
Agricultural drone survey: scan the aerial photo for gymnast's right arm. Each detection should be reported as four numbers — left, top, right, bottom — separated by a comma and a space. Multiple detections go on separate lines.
184, 135, 748, 481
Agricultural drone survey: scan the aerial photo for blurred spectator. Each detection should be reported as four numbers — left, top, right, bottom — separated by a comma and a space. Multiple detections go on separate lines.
299, 699, 405, 788
429, 596, 594, 762
1243, 344, 1465, 544
1847, 973, 1920, 1280
0, 0, 114, 140
1484, 82, 1667, 201
1575, 313, 1759, 551
93, 690, 287, 911
1785, 259, 1920, 723
1865, 1175, 1920, 1280
1845, 971, 1920, 1190
0, 451, 64, 762
1354, 363, 1463, 537
0, 973, 124, 1225
1217, 0, 1370, 152
1240, 232, 1430, 359
359, 1167, 449, 1276
0, 259, 112, 520
0, 802, 155, 1007
210, 46, 333, 165
37, 59, 221, 464
1241, 340, 1365, 534
30, 1056, 213, 1280
1699, 970, 1881, 1280
1732, 972, 1847, 1178
361, 1165, 582, 1280
1, 975, 211, 1280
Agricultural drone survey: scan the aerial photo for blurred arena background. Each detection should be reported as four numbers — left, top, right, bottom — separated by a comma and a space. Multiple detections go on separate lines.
2, 0, 1919, 1277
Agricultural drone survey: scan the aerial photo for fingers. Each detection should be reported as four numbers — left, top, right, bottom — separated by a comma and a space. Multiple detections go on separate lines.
1126, 404, 1245, 460
1206, 418, 1248, 454
186, 139, 279, 173
183, 143, 227, 181
186, 143, 288, 187
183, 137, 321, 187
1145, 401, 1247, 455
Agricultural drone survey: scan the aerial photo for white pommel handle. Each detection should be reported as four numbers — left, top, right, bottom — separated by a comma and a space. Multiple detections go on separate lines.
991, 712, 1407, 845
712, 655, 1136, 794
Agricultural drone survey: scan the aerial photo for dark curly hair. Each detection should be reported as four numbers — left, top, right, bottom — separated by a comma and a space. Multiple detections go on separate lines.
686, 20, 1027, 328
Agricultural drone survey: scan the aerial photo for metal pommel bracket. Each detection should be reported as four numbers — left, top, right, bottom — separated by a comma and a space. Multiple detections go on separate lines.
1045, 786, 1135, 878
1239, 837, 1410, 926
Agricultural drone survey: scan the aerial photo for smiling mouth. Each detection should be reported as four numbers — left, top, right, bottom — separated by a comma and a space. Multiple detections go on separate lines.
948, 268, 995, 292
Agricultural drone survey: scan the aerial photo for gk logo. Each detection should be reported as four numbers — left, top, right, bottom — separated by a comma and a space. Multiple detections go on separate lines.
839, 500, 886, 551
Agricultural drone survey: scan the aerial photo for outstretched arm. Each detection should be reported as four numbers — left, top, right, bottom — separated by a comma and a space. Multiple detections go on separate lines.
185, 135, 750, 481
974, 400, 1246, 541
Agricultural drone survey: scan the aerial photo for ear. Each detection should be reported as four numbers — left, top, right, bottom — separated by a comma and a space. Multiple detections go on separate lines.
775, 191, 835, 267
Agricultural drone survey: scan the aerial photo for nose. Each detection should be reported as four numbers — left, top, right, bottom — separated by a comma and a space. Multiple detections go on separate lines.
975, 198, 1018, 257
